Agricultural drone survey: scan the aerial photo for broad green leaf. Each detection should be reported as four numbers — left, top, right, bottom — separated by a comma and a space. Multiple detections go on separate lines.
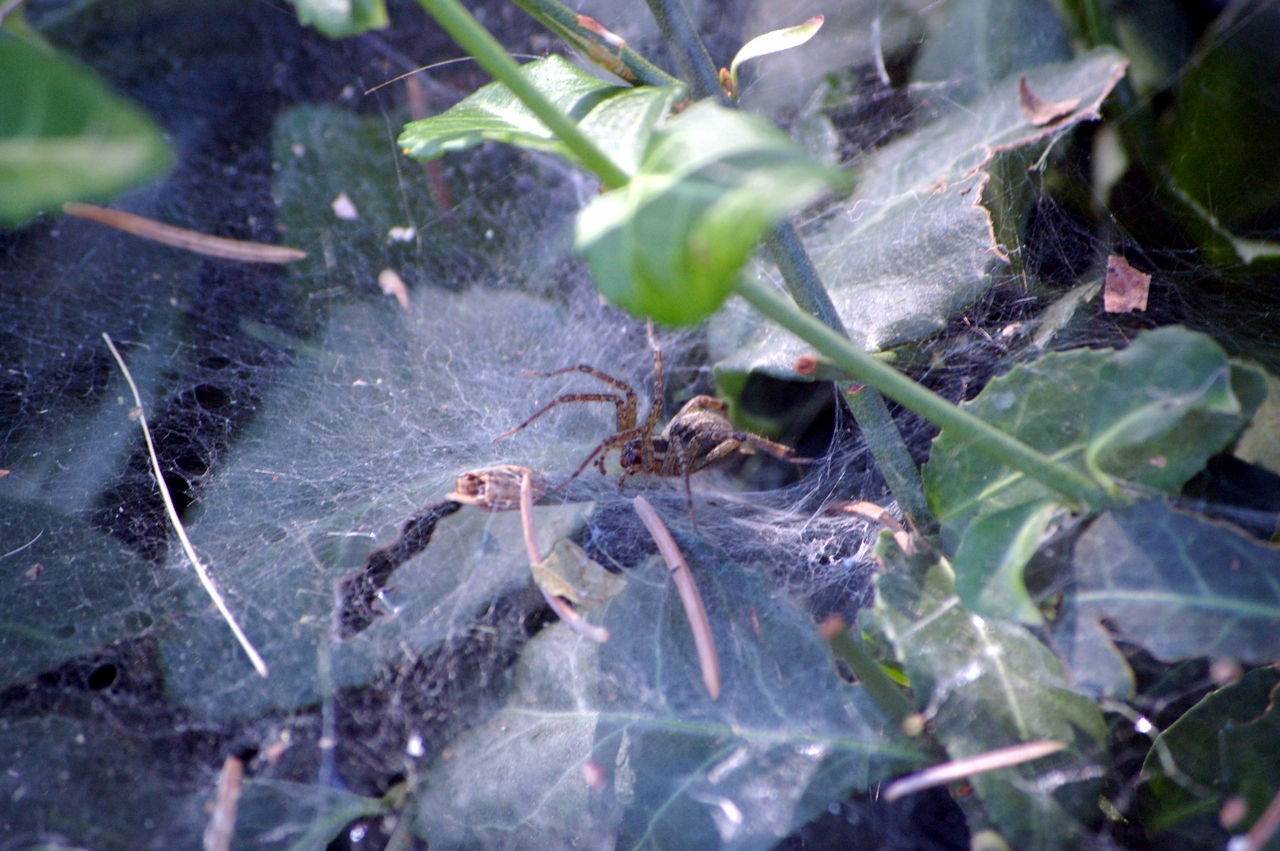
727, 15, 824, 95
576, 100, 846, 326
286, 0, 387, 38
0, 34, 171, 226
415, 550, 922, 850
1163, 3, 1280, 235
712, 47, 1127, 380
923, 327, 1266, 622
1061, 501, 1280, 693
911, 0, 1070, 103
399, 55, 679, 176
863, 536, 1108, 851
1137, 666, 1280, 849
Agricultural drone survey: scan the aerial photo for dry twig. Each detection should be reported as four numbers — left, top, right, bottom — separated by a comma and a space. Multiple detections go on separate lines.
632, 495, 720, 699
66, 202, 306, 264
202, 755, 244, 851
519, 472, 609, 643
883, 740, 1066, 801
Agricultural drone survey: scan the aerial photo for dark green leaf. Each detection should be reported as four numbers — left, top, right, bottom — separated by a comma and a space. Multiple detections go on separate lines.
0, 34, 171, 226
576, 100, 845, 326
863, 536, 1109, 851
924, 327, 1266, 622
712, 47, 1127, 380
1138, 666, 1280, 848
414, 550, 922, 850
1061, 501, 1280, 689
399, 55, 679, 176
286, 0, 387, 38
1163, 3, 1280, 234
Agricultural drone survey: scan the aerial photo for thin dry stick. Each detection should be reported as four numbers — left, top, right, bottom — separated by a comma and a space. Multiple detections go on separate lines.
102, 333, 268, 677
65, 203, 307, 264
632, 495, 720, 700
202, 755, 245, 851
883, 740, 1067, 801
519, 472, 609, 643
1234, 785, 1280, 851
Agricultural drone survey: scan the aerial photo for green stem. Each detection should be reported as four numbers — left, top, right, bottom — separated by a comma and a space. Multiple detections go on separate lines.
736, 275, 1116, 509
827, 628, 915, 727
413, 0, 629, 189
507, 0, 680, 89
642, 0, 725, 102
764, 225, 931, 527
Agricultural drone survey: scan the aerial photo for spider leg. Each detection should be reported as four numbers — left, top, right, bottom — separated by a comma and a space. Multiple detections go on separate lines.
495, 393, 628, 441
546, 426, 649, 495
683, 431, 808, 464
644, 321, 664, 435
671, 435, 697, 527
521, 364, 638, 430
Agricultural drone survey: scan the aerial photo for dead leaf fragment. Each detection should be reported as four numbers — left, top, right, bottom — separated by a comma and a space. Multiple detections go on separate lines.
377, 268, 410, 310
1103, 255, 1151, 313
1018, 75, 1081, 126
331, 191, 359, 220
448, 465, 546, 512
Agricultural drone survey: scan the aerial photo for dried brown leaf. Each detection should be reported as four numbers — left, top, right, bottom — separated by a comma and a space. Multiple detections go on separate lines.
1103, 255, 1151, 313
1018, 75, 1081, 126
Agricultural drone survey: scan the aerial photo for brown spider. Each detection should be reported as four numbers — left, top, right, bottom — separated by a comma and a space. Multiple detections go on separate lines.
497, 329, 806, 509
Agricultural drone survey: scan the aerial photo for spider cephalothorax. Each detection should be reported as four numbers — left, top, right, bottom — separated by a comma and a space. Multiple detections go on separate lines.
498, 328, 805, 510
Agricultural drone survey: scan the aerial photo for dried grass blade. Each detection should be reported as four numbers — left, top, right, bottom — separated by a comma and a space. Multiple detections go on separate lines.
883, 739, 1066, 801
65, 202, 307, 264
102, 333, 269, 677
632, 495, 720, 699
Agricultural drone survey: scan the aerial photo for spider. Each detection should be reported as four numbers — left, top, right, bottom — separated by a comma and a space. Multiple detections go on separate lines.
497, 327, 806, 510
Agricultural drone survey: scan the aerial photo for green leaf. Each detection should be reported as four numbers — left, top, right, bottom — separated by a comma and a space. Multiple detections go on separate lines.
863, 536, 1109, 850
727, 15, 824, 95
1162, 3, 1280, 234
0, 34, 171, 226
414, 551, 922, 850
1137, 666, 1280, 848
1061, 501, 1280, 691
951, 499, 1058, 624
923, 327, 1266, 622
575, 100, 846, 326
711, 47, 1128, 380
1235, 368, 1280, 477
399, 55, 679, 176
285, 0, 388, 38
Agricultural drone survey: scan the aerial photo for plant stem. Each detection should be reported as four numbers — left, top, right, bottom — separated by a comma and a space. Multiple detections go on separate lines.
642, 0, 725, 102
764, 226, 931, 526
413, 0, 629, 189
507, 0, 681, 89
639, 0, 931, 524
735, 275, 1116, 509
826, 627, 915, 727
